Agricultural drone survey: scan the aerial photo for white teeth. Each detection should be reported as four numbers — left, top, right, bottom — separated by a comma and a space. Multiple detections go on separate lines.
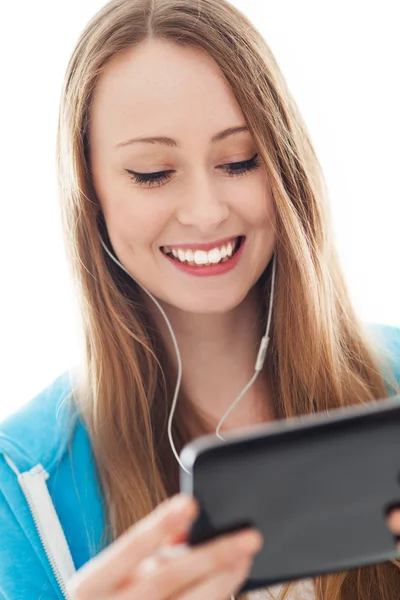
163, 237, 241, 265
185, 249, 194, 262
208, 248, 221, 264
194, 250, 209, 265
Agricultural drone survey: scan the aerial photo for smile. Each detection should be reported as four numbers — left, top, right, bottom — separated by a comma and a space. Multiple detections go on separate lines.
161, 236, 244, 266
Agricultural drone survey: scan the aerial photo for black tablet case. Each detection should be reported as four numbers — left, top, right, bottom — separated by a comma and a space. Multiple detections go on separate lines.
179, 396, 400, 593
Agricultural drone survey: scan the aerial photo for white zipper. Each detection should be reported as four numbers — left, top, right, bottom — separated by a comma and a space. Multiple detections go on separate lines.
4, 455, 75, 599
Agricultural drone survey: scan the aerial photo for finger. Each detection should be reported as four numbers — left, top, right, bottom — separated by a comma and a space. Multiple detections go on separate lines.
387, 508, 400, 534
178, 557, 253, 600
164, 527, 190, 546
67, 494, 198, 598
129, 528, 262, 598
116, 559, 253, 600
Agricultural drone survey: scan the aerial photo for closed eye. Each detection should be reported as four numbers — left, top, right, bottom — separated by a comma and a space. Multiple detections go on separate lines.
125, 152, 261, 188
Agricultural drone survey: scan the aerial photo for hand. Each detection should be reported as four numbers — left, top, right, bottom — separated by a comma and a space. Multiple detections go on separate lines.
67, 494, 263, 600
386, 507, 400, 552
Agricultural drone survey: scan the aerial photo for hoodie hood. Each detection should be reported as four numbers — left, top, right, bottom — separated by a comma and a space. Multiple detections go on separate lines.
0, 370, 106, 599
0, 370, 78, 474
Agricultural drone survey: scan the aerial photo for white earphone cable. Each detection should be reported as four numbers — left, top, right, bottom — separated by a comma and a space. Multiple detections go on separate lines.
216, 254, 276, 440
100, 236, 276, 473
100, 236, 276, 600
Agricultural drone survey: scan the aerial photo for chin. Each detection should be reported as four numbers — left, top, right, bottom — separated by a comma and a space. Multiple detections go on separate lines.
163, 288, 249, 315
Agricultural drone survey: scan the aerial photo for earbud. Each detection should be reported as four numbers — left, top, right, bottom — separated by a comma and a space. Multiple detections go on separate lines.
99, 235, 276, 473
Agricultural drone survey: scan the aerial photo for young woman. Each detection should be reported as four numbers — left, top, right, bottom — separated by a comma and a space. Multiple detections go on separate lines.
1, 0, 400, 599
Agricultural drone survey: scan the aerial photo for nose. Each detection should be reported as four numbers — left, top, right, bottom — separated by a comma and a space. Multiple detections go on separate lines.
175, 174, 230, 233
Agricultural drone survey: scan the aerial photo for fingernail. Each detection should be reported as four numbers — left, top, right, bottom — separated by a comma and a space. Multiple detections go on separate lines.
240, 531, 264, 553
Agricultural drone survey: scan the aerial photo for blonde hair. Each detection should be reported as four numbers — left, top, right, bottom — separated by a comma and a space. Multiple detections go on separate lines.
57, 0, 400, 598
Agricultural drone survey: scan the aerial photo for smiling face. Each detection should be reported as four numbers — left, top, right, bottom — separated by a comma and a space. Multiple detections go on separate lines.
89, 39, 276, 314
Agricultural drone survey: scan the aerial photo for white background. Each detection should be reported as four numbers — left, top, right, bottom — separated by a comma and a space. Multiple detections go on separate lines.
0, 1, 399, 421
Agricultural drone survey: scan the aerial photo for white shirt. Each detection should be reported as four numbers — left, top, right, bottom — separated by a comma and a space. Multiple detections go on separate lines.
247, 578, 315, 599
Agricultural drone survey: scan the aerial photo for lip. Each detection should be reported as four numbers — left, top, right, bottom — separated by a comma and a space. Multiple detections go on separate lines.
160, 235, 242, 252
161, 236, 246, 277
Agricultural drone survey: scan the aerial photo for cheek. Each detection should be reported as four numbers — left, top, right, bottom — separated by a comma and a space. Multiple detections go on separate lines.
232, 175, 275, 229
104, 195, 172, 252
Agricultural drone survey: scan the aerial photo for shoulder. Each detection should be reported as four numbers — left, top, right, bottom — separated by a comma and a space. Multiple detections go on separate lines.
1, 321, 399, 466
1, 321, 399, 469
365, 321, 400, 350
363, 321, 400, 389
0, 369, 79, 473
0, 368, 106, 575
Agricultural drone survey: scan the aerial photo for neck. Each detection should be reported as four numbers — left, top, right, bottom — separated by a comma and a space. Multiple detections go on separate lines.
147, 283, 274, 435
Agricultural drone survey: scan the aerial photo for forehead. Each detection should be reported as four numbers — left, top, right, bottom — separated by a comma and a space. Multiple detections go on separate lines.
89, 39, 245, 149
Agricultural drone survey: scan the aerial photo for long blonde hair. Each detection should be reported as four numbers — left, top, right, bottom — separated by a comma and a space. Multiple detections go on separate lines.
56, 0, 400, 598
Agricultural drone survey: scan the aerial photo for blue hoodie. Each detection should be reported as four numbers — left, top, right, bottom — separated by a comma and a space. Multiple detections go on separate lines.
1, 323, 399, 600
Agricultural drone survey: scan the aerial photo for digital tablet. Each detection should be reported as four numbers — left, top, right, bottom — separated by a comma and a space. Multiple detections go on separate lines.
179, 395, 400, 594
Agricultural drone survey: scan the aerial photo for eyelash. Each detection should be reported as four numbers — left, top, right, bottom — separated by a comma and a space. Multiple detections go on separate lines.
125, 152, 261, 188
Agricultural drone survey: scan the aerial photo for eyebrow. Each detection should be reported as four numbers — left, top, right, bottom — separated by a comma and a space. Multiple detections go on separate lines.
115, 125, 250, 149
